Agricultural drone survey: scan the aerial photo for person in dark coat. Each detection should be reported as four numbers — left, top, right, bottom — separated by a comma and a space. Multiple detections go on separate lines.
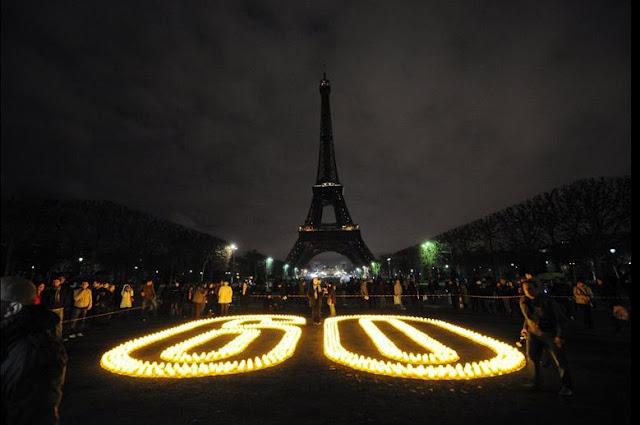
520, 279, 573, 396
1, 276, 68, 425
41, 278, 67, 338
307, 278, 324, 325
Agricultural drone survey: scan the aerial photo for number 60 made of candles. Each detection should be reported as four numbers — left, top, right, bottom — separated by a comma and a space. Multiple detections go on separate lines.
100, 314, 525, 380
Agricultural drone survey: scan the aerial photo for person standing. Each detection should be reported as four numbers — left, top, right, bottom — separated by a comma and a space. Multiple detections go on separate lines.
140, 280, 157, 321
573, 280, 594, 329
327, 283, 337, 317
360, 279, 370, 308
41, 278, 67, 338
34, 283, 45, 305
69, 281, 92, 338
307, 278, 324, 325
94, 283, 111, 324
520, 280, 573, 396
240, 280, 250, 311
218, 281, 233, 316
191, 284, 207, 319
206, 283, 218, 316
120, 284, 134, 312
168, 282, 182, 317
393, 279, 404, 310
1, 276, 68, 425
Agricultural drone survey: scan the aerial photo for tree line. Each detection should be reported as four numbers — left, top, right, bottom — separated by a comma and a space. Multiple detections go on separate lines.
1, 198, 230, 283
390, 176, 631, 281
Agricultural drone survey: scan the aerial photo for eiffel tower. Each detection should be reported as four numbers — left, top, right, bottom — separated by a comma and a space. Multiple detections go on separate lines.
286, 74, 375, 268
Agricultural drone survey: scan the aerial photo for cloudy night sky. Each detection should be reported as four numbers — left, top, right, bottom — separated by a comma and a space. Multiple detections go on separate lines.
1, 0, 630, 260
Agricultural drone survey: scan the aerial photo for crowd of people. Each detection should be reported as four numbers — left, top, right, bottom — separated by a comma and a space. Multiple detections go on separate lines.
21, 275, 248, 341
12, 269, 633, 342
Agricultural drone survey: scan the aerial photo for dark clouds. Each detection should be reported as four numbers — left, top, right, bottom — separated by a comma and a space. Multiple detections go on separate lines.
1, 0, 630, 259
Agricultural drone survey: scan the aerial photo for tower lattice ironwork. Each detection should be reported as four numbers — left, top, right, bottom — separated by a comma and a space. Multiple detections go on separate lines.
286, 74, 375, 268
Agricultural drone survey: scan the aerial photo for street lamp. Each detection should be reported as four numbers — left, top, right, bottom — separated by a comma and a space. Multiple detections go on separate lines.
265, 257, 274, 288
609, 248, 616, 254
227, 243, 238, 283
78, 257, 83, 263
387, 257, 392, 279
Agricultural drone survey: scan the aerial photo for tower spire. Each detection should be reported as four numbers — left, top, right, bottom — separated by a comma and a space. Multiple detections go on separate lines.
317, 73, 340, 184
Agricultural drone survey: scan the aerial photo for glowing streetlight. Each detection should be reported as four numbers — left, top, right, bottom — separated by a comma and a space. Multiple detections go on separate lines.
609, 248, 616, 254
78, 257, 84, 263
227, 243, 238, 283
265, 257, 274, 282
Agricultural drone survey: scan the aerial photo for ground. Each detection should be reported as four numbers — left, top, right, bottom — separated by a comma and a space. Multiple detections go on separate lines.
60, 303, 630, 425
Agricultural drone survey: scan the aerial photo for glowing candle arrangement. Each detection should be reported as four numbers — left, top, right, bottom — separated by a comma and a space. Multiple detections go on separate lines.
359, 318, 459, 365
100, 315, 306, 378
324, 315, 525, 380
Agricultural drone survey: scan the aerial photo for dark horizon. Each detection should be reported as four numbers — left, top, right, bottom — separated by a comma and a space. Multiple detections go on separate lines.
1, 0, 631, 259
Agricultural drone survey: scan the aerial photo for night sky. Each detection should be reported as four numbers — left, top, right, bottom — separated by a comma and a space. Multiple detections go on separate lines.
1, 1, 630, 260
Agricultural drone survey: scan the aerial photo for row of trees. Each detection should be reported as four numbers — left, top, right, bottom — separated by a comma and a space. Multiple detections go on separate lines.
1, 198, 231, 283
390, 176, 631, 281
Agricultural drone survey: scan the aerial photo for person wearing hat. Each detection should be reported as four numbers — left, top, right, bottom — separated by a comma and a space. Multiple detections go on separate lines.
519, 279, 573, 396
1, 276, 68, 425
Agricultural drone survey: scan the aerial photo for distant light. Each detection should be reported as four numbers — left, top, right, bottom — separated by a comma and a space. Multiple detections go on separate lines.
510, 263, 515, 267
445, 264, 449, 269
266, 257, 273, 264
31, 265, 35, 269
189, 269, 193, 273
155, 270, 159, 274
134, 266, 138, 270
387, 258, 391, 262
200, 272, 204, 275
545, 261, 549, 265
78, 257, 84, 262
230, 243, 238, 251
610, 248, 616, 254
